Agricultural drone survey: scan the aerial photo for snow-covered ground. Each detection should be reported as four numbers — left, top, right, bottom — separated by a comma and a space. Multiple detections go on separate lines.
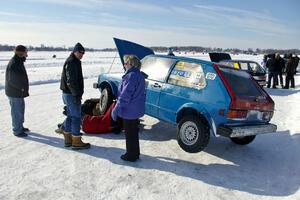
0, 52, 299, 200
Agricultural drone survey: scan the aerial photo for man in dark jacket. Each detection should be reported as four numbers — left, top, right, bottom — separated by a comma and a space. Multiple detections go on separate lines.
5, 45, 30, 137
266, 54, 278, 88
284, 54, 296, 89
60, 43, 90, 149
275, 53, 285, 87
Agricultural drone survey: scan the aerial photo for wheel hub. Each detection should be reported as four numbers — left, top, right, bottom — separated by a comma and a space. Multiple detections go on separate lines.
180, 121, 199, 146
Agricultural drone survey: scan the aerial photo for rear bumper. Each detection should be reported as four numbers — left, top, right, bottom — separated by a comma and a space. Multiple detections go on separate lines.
257, 81, 267, 86
217, 123, 277, 138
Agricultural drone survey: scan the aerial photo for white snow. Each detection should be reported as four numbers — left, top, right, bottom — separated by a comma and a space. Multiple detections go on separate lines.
0, 52, 299, 200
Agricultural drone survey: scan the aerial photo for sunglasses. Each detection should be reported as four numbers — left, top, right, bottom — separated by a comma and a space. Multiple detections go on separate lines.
79, 51, 85, 54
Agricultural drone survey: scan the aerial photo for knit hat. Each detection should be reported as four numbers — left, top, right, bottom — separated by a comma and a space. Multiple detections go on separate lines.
73, 42, 85, 53
15, 45, 27, 52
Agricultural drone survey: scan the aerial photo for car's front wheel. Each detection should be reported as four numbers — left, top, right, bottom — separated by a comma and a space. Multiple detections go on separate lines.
99, 87, 114, 115
177, 115, 210, 153
230, 135, 256, 145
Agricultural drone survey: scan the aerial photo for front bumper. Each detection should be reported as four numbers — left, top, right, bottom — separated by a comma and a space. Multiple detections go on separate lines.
217, 123, 277, 138
93, 83, 99, 89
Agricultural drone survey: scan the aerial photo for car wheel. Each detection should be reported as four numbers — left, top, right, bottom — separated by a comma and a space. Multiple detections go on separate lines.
230, 135, 256, 145
99, 87, 113, 115
177, 115, 210, 153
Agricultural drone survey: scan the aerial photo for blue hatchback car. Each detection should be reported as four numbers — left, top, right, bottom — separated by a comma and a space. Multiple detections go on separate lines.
94, 38, 277, 153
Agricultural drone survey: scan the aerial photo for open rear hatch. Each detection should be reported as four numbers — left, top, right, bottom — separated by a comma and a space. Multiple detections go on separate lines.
209, 52, 232, 63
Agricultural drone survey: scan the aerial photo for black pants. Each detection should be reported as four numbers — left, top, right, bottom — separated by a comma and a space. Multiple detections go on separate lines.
285, 73, 295, 88
277, 71, 283, 86
267, 72, 278, 87
123, 119, 140, 158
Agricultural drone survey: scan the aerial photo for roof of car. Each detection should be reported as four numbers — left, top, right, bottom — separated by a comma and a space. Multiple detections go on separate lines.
148, 54, 215, 66
222, 59, 259, 63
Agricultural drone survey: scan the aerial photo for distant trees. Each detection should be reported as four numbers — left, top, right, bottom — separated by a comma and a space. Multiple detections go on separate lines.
0, 44, 100, 52
0, 44, 299, 55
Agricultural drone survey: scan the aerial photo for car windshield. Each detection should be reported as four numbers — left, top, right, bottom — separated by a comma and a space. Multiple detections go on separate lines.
219, 67, 262, 97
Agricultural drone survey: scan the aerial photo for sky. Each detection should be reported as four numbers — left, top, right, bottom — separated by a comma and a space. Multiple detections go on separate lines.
0, 0, 299, 49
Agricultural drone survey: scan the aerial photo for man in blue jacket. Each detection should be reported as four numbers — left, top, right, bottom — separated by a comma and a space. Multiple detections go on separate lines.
5, 45, 30, 137
111, 55, 146, 162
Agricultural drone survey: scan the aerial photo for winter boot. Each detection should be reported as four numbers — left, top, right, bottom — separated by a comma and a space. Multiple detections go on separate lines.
55, 123, 64, 134
63, 132, 72, 147
72, 136, 91, 150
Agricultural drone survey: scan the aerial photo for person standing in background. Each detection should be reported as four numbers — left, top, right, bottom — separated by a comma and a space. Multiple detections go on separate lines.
266, 54, 278, 88
5, 45, 30, 137
294, 55, 299, 74
284, 54, 296, 89
261, 54, 268, 70
275, 53, 285, 88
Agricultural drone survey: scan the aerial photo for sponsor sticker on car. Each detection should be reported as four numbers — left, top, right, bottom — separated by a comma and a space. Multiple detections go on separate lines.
205, 72, 216, 80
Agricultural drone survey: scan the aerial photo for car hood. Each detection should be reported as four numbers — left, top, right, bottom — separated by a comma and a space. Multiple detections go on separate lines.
113, 38, 154, 66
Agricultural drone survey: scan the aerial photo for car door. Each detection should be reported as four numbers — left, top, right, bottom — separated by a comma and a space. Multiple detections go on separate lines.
141, 56, 176, 117
158, 60, 207, 123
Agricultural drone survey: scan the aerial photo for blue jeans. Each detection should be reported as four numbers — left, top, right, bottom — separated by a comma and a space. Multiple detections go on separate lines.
62, 93, 81, 136
8, 97, 25, 135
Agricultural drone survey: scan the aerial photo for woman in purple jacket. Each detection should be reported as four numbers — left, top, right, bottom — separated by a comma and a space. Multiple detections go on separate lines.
111, 55, 146, 162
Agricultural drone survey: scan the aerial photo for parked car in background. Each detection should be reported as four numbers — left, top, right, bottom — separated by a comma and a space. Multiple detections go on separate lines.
209, 53, 267, 86
93, 38, 277, 153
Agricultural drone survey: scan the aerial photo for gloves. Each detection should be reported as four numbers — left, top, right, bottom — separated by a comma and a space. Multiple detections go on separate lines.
111, 108, 118, 121
73, 96, 81, 105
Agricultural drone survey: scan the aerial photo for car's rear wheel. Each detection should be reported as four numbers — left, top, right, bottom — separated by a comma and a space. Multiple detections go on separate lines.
177, 115, 210, 153
230, 135, 256, 145
99, 87, 114, 115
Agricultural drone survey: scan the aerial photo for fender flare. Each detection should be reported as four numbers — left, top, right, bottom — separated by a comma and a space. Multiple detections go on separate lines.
176, 103, 217, 137
99, 81, 118, 99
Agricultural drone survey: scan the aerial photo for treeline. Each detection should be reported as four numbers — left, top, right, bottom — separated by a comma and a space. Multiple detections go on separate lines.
152, 47, 300, 55
1, 44, 299, 55
0, 44, 101, 52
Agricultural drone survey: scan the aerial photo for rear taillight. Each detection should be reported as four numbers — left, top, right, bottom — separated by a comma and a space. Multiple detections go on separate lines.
228, 110, 273, 121
227, 109, 248, 120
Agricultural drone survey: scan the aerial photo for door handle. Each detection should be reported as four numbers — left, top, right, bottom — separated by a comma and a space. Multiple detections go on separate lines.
153, 83, 161, 88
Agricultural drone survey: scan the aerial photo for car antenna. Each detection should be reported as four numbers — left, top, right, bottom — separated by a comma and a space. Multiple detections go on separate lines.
107, 51, 118, 73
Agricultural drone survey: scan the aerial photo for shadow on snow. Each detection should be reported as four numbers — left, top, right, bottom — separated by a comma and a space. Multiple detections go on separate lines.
24, 128, 300, 197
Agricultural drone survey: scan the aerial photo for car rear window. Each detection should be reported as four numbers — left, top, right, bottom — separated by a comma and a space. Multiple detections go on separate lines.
219, 67, 262, 97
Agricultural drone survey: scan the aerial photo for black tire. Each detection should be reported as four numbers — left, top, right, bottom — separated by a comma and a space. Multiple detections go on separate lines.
230, 135, 256, 145
99, 87, 113, 115
177, 115, 210, 153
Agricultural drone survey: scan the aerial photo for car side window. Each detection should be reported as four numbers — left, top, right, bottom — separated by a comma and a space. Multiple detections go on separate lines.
167, 61, 206, 90
249, 62, 264, 73
141, 56, 174, 82
239, 62, 249, 70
